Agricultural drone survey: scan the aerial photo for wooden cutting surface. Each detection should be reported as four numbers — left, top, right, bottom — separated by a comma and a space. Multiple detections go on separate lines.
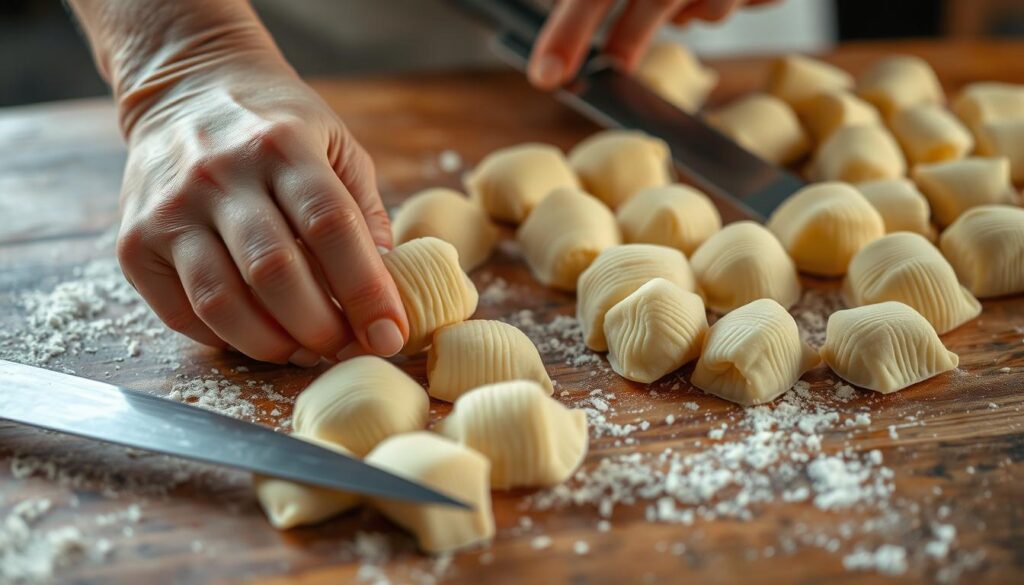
1, 40, 1023, 584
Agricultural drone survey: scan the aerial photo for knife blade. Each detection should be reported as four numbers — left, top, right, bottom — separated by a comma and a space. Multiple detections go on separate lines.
0, 360, 468, 509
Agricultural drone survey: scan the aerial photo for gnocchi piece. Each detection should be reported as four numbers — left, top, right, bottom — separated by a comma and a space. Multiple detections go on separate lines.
843, 232, 981, 334
951, 82, 1024, 133
767, 182, 885, 277
516, 187, 621, 291
292, 356, 429, 456
436, 380, 588, 489
975, 120, 1024, 182
464, 143, 579, 224
615, 184, 721, 256
810, 124, 906, 183
939, 205, 1024, 298
427, 320, 553, 403
911, 156, 1019, 227
366, 432, 494, 554
799, 90, 881, 143
820, 302, 959, 394
766, 54, 854, 111
856, 55, 945, 119
707, 93, 810, 165
569, 130, 673, 209
689, 221, 801, 314
383, 237, 479, 354
635, 41, 718, 113
577, 244, 697, 351
691, 299, 820, 406
253, 435, 361, 529
391, 188, 498, 272
603, 278, 708, 383
889, 104, 974, 165
855, 178, 937, 241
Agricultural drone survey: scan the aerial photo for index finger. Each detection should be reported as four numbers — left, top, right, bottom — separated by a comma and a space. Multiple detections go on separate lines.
528, 0, 616, 90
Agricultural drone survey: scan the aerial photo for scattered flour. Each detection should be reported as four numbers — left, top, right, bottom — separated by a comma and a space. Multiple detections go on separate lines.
438, 149, 463, 173
0, 499, 111, 584
843, 544, 908, 576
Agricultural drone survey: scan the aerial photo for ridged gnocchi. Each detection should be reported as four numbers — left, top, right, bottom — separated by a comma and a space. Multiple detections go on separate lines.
810, 124, 906, 183
857, 55, 945, 119
615, 184, 721, 256
436, 380, 588, 489
707, 93, 810, 165
890, 103, 973, 165
691, 299, 820, 406
939, 205, 1024, 298
516, 187, 621, 291
767, 182, 885, 277
635, 41, 718, 113
975, 120, 1024, 182
604, 278, 708, 383
843, 232, 981, 334
464, 143, 579, 224
799, 90, 881, 143
383, 237, 479, 354
427, 320, 553, 403
855, 178, 937, 241
569, 130, 673, 209
767, 54, 854, 111
820, 302, 959, 393
911, 156, 1019, 227
391, 188, 498, 272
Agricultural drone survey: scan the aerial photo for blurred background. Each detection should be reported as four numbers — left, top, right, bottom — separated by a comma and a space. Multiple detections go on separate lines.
2, 0, 1023, 107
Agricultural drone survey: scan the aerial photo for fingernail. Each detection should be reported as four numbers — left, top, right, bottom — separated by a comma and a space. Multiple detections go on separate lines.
366, 319, 405, 357
377, 245, 391, 255
288, 348, 321, 368
336, 342, 366, 362
530, 54, 563, 89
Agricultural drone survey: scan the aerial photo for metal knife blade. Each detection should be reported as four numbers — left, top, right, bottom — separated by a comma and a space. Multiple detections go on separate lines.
0, 360, 468, 509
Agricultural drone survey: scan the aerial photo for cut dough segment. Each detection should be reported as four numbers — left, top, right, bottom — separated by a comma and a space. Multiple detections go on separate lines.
436, 380, 587, 489
820, 302, 959, 393
951, 82, 1024, 133
427, 320, 553, 403
856, 55, 945, 119
911, 156, 1019, 227
383, 237, 479, 354
689, 221, 801, 314
516, 187, 621, 291
292, 356, 429, 456
366, 432, 494, 554
391, 188, 498, 271
464, 143, 579, 224
856, 178, 937, 241
767, 182, 885, 277
615, 184, 721, 256
691, 299, 819, 406
939, 204, 1024, 298
577, 244, 697, 351
975, 120, 1024, 182
707, 93, 810, 165
253, 435, 361, 529
766, 54, 854, 111
799, 90, 881, 143
604, 278, 708, 383
843, 232, 981, 334
569, 130, 672, 209
810, 124, 906, 183
890, 104, 973, 165
635, 41, 718, 113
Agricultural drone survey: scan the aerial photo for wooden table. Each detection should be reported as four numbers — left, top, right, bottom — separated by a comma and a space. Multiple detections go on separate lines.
1, 40, 1023, 584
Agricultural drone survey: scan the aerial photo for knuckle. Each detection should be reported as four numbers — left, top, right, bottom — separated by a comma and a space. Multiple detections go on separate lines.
344, 275, 391, 306
115, 224, 147, 267
304, 202, 364, 244
254, 119, 302, 151
191, 282, 235, 323
243, 245, 298, 290
162, 308, 200, 335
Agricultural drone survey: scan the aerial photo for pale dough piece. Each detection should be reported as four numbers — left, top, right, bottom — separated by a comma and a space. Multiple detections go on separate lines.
889, 104, 973, 165
292, 356, 429, 456
569, 130, 673, 209
382, 237, 479, 355
799, 90, 881, 143
766, 54, 854, 111
843, 232, 981, 334
253, 434, 361, 530
767, 182, 885, 277
975, 120, 1024, 182
516, 187, 621, 291
603, 278, 708, 383
391, 188, 498, 272
810, 124, 906, 183
820, 302, 959, 394
856, 55, 945, 119
427, 320, 553, 403
635, 41, 718, 113
691, 299, 819, 406
464, 143, 579, 224
689, 221, 801, 314
707, 93, 810, 165
436, 380, 587, 489
951, 82, 1024, 133
615, 184, 721, 256
365, 432, 494, 554
939, 204, 1024, 298
577, 244, 697, 351
911, 156, 1019, 228
855, 178, 937, 241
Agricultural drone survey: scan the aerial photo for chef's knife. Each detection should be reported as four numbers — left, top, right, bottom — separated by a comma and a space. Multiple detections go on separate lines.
0, 360, 468, 509
451, 0, 805, 220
